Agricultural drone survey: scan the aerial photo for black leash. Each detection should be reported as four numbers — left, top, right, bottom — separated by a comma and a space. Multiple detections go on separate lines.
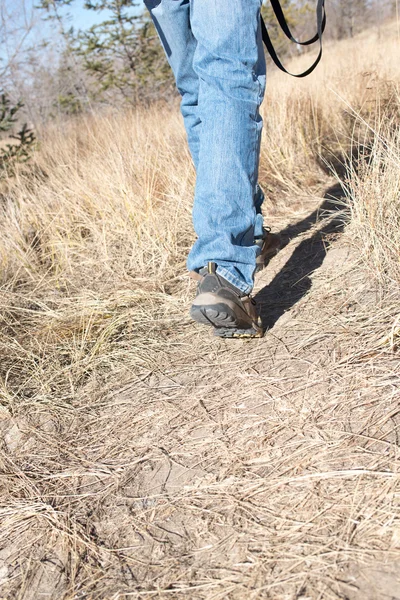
261, 0, 326, 78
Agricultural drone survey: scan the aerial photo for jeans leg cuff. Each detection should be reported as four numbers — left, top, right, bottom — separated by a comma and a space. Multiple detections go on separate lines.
216, 265, 252, 295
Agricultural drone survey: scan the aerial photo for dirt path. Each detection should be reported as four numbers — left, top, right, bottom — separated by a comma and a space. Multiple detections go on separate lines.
1, 186, 399, 599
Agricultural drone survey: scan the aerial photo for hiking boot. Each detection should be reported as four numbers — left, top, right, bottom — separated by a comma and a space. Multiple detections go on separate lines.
190, 263, 263, 338
255, 227, 281, 272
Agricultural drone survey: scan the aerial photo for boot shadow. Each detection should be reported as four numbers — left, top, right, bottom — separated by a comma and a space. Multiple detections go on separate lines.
256, 182, 348, 331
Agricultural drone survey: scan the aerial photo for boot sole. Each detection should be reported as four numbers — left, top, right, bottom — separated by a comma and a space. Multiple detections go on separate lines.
214, 326, 264, 338
190, 293, 263, 338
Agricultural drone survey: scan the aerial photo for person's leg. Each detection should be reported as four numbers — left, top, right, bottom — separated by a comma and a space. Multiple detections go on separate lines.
254, 184, 265, 216
143, 0, 201, 167
187, 0, 266, 295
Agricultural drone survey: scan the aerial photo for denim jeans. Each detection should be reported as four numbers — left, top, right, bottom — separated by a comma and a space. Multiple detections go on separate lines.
144, 0, 266, 294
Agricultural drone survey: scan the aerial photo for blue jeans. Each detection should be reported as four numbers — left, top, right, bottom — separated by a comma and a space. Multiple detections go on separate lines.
144, 0, 266, 294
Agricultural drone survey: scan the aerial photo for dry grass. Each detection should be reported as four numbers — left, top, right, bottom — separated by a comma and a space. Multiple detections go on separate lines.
0, 22, 399, 600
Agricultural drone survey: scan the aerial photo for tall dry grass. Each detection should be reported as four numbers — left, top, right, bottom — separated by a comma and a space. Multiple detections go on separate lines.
346, 102, 400, 286
0, 21, 399, 600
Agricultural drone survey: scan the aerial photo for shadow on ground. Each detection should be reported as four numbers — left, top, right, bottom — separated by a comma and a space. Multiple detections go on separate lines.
256, 183, 349, 331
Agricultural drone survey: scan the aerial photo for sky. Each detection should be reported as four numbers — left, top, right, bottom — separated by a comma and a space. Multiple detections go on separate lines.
3, 0, 144, 33
58, 2, 114, 30
56, 1, 144, 31
0, 0, 145, 79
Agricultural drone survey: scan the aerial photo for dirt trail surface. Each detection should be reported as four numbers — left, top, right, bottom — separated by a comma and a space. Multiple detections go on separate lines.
1, 187, 399, 599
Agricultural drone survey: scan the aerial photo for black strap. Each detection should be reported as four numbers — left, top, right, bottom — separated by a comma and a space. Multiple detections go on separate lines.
261, 0, 326, 78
